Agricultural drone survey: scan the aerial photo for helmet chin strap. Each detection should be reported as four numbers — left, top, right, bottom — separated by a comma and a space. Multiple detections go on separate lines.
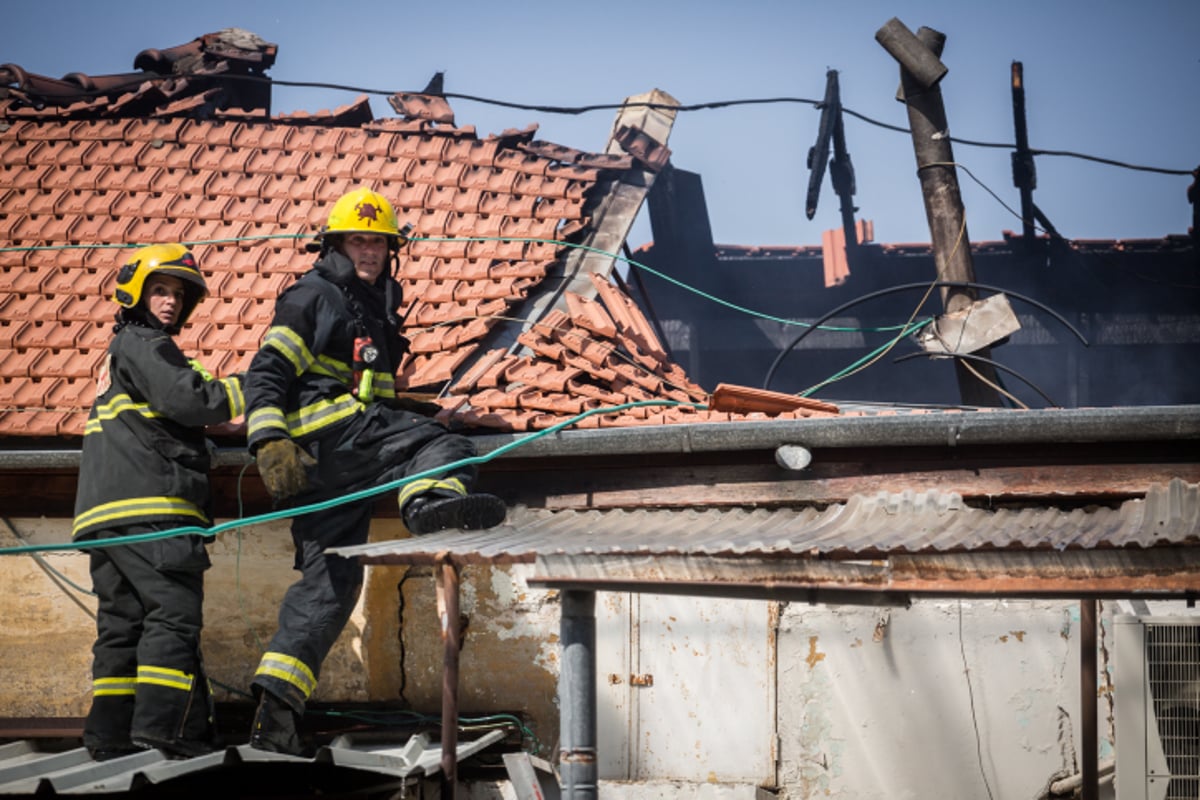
386, 249, 402, 329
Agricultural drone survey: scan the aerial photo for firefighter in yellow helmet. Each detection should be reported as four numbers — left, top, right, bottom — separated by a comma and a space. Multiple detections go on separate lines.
242, 187, 506, 754
73, 244, 245, 760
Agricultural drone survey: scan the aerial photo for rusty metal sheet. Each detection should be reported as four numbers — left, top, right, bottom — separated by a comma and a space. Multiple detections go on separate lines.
331, 481, 1200, 598
915, 293, 1021, 354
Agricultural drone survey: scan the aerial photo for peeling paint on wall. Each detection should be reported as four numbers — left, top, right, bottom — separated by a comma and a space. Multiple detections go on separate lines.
371, 555, 563, 755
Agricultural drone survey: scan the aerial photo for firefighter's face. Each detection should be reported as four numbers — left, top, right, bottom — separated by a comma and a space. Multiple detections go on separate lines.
143, 274, 186, 328
342, 233, 389, 282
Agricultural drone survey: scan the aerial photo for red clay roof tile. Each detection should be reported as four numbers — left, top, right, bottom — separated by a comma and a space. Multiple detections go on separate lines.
0, 322, 26, 350
57, 295, 106, 322
448, 349, 514, 394
12, 321, 83, 350
30, 347, 102, 379
1, 37, 845, 438
0, 265, 44, 294
398, 349, 474, 389
43, 376, 91, 409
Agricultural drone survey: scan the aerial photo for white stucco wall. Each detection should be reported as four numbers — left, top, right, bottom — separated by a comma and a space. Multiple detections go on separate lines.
777, 599, 1102, 799
473, 594, 1200, 800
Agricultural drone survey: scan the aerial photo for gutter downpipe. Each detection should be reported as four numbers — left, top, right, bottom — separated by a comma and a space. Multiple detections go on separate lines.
1081, 598, 1098, 800
560, 590, 598, 799
439, 558, 462, 799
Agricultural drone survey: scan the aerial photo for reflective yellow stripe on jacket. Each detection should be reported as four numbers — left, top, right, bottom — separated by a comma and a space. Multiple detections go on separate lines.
219, 376, 246, 418
309, 353, 396, 398
72, 496, 208, 538
83, 394, 160, 435
262, 326, 315, 376
248, 393, 366, 441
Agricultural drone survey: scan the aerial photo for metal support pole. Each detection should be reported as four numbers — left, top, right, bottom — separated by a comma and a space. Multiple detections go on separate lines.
559, 590, 598, 800
438, 558, 462, 799
1080, 598, 1098, 800
1188, 166, 1199, 245
1010, 61, 1038, 247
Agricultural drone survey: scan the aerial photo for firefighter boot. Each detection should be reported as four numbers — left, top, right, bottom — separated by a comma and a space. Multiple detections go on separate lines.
403, 491, 506, 536
249, 688, 303, 755
84, 693, 140, 761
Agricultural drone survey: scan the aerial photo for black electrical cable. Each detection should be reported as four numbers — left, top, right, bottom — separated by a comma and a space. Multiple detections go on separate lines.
761, 280, 1089, 392
8, 70, 1191, 176
892, 350, 1059, 408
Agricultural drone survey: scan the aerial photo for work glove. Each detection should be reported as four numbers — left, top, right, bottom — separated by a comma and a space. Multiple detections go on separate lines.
255, 438, 316, 503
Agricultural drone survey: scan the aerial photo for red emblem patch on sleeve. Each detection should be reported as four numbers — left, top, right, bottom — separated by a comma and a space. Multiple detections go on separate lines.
96, 354, 112, 396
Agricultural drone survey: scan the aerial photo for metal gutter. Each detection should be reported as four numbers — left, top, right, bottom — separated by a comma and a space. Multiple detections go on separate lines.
470, 404, 1200, 459
2, 405, 1198, 469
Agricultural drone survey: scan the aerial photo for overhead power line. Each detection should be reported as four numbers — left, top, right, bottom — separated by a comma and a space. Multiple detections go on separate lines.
5, 70, 1192, 177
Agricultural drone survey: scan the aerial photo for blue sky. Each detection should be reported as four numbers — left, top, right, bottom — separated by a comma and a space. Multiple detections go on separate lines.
3, 0, 1196, 248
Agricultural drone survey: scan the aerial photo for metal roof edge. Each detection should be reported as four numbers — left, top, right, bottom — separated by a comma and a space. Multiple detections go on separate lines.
470, 404, 1200, 459
1, 405, 1197, 469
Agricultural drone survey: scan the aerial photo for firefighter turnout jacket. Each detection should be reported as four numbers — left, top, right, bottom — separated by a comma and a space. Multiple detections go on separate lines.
242, 249, 481, 712
73, 321, 245, 539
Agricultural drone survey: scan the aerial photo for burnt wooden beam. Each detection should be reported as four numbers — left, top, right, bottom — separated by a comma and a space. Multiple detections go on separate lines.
878, 18, 1003, 407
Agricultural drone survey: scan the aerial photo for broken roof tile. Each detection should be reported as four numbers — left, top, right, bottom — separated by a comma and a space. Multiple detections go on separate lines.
516, 389, 600, 416
468, 387, 521, 410
388, 92, 455, 125
564, 377, 623, 404
588, 272, 668, 360
504, 360, 584, 393
708, 383, 841, 416
398, 349, 473, 390
565, 292, 618, 338
448, 348, 513, 394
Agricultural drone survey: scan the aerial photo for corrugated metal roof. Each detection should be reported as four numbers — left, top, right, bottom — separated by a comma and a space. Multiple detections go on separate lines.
330, 480, 1200, 600
0, 730, 504, 796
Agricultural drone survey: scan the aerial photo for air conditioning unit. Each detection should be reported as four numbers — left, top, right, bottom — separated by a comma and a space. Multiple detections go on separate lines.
1115, 615, 1200, 800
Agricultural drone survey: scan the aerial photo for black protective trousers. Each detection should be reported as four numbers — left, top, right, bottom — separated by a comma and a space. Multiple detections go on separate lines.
251, 405, 479, 712
84, 525, 214, 752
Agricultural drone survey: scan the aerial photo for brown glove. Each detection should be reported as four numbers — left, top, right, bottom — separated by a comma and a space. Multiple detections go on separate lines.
255, 439, 316, 502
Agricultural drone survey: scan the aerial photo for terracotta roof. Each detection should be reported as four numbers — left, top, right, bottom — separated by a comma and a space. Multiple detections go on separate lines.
0, 30, 842, 439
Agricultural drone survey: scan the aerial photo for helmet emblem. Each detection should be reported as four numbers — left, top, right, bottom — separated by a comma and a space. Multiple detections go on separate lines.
355, 201, 381, 226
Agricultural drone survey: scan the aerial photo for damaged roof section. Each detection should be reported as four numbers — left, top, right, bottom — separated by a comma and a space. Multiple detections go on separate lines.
0, 30, 833, 438
0, 28, 278, 118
